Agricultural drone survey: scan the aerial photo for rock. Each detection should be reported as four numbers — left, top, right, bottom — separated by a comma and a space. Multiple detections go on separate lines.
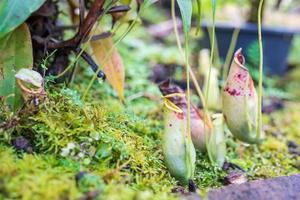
188, 180, 197, 193
208, 174, 300, 200
179, 174, 300, 200
287, 141, 300, 156
12, 136, 32, 153
262, 98, 284, 114
181, 193, 202, 200
224, 171, 248, 185
75, 171, 87, 186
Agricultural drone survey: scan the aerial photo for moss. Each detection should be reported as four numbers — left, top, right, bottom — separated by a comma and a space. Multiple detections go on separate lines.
0, 87, 180, 199
0, 145, 81, 200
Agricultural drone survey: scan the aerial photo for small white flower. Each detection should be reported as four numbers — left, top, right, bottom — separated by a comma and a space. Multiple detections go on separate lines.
60, 148, 69, 157
67, 142, 76, 149
94, 134, 100, 141
78, 152, 84, 158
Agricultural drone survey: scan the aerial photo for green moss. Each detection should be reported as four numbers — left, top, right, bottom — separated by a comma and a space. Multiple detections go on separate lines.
0, 145, 81, 200
0, 87, 179, 199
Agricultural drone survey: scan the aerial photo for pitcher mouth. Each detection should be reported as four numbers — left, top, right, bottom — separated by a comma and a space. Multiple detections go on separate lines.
234, 48, 248, 71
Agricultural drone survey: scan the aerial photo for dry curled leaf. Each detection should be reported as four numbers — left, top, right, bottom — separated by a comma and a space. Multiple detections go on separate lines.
90, 37, 125, 101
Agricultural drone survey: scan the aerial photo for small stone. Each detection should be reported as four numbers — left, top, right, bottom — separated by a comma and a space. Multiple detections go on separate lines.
287, 140, 298, 149
287, 141, 300, 156
224, 171, 248, 185
75, 171, 87, 186
12, 136, 31, 152
171, 186, 185, 194
80, 190, 101, 200
188, 180, 197, 193
222, 162, 245, 172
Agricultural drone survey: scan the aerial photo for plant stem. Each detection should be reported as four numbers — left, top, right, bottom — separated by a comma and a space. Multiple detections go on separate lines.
204, 0, 216, 117
222, 28, 240, 82
52, 1, 115, 79
171, 0, 212, 127
248, 0, 266, 23
204, 0, 217, 160
256, 0, 264, 140
196, 0, 202, 35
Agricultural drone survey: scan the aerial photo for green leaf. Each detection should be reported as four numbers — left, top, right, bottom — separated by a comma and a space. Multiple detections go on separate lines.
196, 0, 202, 35
176, 0, 192, 40
141, 0, 158, 10
212, 0, 217, 17
0, 0, 46, 38
0, 23, 33, 110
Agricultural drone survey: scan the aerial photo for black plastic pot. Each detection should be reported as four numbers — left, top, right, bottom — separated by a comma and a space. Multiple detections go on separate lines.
201, 23, 296, 75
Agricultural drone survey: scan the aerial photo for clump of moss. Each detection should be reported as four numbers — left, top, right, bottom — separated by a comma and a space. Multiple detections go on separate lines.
0, 87, 180, 199
0, 145, 81, 200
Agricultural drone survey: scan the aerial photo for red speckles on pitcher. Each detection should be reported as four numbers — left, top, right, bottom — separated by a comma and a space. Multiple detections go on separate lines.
222, 48, 262, 144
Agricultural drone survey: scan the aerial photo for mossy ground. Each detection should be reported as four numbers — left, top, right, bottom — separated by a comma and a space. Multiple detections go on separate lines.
1, 18, 300, 200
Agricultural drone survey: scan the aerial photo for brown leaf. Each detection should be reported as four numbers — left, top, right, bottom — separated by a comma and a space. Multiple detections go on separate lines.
90, 37, 125, 100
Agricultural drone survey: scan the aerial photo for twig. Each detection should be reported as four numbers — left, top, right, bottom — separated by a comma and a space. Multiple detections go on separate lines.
48, 0, 105, 49
47, 3, 130, 49
73, 48, 105, 79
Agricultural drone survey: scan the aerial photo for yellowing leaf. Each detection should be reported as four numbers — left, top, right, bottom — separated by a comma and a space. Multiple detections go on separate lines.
90, 38, 125, 101
0, 23, 33, 110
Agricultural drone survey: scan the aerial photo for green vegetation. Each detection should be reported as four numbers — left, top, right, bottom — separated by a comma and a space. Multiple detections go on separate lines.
1, 22, 300, 198
1, 0, 300, 199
